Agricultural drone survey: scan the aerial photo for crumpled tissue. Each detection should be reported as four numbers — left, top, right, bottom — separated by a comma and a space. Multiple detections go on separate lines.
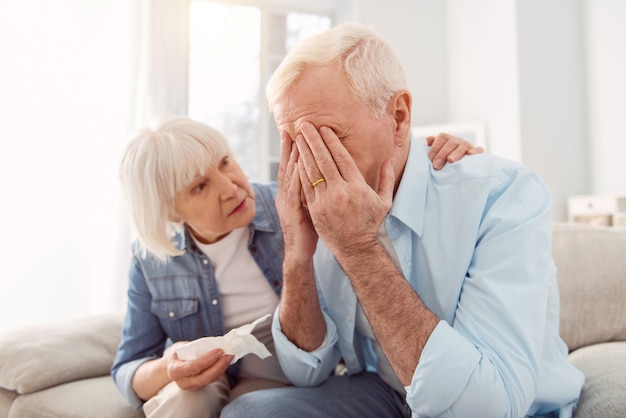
175, 313, 272, 364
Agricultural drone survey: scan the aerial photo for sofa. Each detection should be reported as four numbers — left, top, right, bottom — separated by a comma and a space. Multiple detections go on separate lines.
0, 222, 624, 418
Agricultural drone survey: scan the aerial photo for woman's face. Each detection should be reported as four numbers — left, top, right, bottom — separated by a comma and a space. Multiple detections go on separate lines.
172, 154, 255, 244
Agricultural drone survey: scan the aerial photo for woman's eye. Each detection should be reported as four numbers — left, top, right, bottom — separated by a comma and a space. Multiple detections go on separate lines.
192, 183, 205, 194
221, 156, 230, 167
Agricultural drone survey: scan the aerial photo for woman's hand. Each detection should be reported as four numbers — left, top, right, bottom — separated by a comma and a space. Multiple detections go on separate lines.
165, 343, 233, 391
426, 132, 484, 169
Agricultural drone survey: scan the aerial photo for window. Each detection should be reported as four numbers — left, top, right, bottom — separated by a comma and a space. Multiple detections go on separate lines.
188, 1, 332, 181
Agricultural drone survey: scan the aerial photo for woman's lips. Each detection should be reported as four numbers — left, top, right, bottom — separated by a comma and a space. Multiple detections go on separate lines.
230, 198, 246, 215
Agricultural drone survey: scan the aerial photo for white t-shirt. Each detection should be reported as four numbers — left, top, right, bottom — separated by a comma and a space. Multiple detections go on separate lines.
194, 227, 287, 383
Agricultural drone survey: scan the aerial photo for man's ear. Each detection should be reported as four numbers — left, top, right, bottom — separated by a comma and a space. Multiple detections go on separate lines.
389, 90, 412, 139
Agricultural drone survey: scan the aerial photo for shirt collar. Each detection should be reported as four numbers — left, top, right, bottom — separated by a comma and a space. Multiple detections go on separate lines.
389, 136, 429, 237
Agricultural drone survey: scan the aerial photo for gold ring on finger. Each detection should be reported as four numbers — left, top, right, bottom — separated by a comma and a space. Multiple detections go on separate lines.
311, 177, 325, 187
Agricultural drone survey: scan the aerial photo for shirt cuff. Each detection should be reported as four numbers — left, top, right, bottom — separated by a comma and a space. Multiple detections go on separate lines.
271, 305, 340, 386
113, 356, 156, 409
405, 320, 481, 416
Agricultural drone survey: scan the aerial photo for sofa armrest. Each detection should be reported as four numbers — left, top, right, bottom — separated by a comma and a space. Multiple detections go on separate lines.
552, 222, 626, 351
0, 312, 124, 394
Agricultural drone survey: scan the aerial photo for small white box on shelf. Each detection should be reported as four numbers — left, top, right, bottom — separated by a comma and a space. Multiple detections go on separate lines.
567, 193, 626, 227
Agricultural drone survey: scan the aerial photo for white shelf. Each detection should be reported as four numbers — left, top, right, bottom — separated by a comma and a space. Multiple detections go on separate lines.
567, 193, 626, 227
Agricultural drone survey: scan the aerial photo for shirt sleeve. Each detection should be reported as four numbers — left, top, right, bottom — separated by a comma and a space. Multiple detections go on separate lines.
112, 356, 156, 409
111, 256, 167, 409
271, 305, 343, 387
406, 168, 572, 417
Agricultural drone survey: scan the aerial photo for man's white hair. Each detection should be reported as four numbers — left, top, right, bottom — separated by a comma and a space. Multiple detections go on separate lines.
266, 22, 407, 118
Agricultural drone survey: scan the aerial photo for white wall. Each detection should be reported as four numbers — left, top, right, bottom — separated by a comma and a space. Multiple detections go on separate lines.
446, 0, 522, 162
514, 0, 590, 220
585, 0, 626, 194
346, 0, 448, 125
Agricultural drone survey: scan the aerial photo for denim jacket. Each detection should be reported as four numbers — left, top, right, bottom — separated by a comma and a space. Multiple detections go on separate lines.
111, 182, 283, 408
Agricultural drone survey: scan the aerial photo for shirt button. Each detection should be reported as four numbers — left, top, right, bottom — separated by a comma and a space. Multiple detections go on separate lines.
203, 259, 209, 264
272, 280, 279, 286
250, 246, 257, 253
212, 299, 218, 306
168, 311, 175, 318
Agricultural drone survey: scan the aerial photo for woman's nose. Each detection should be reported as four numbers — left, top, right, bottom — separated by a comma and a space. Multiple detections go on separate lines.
216, 174, 237, 199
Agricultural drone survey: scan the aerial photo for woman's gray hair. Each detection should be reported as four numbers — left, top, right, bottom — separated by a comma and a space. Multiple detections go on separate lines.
119, 115, 231, 261
266, 22, 407, 119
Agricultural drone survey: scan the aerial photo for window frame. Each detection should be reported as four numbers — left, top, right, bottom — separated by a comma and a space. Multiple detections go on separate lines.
188, 0, 339, 181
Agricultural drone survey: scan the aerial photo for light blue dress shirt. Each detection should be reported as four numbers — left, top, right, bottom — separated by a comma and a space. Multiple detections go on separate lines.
272, 140, 584, 417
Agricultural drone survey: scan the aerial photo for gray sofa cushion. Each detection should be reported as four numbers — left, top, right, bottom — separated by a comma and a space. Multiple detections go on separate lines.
569, 341, 626, 418
8, 376, 144, 418
0, 312, 124, 394
0, 388, 17, 417
552, 223, 626, 351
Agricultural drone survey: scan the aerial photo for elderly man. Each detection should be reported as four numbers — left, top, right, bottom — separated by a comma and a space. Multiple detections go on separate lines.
222, 22, 583, 418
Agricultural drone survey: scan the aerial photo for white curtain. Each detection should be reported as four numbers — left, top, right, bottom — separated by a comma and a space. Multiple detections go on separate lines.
106, 0, 193, 316
113, 0, 193, 315
130, 0, 191, 129
0, 0, 135, 330
0, 0, 192, 332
